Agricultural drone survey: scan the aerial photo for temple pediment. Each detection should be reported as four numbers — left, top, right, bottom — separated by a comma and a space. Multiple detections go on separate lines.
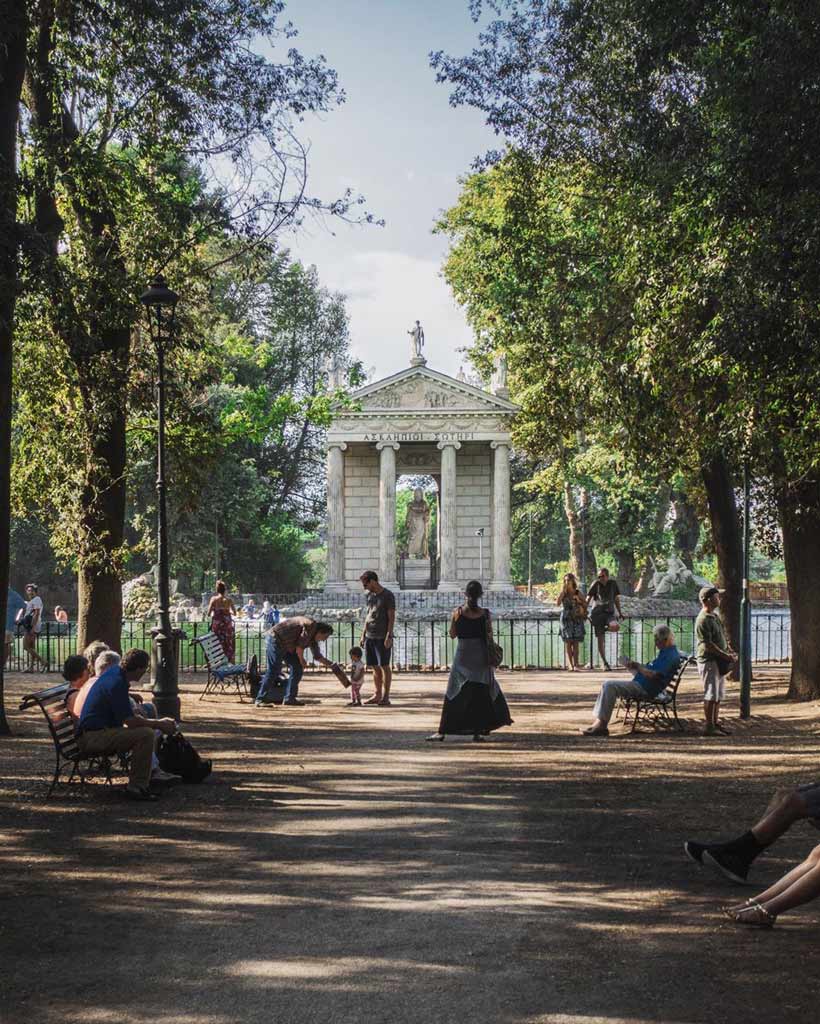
347, 366, 518, 416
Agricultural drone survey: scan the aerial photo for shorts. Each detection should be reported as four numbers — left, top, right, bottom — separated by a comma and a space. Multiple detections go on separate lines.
365, 638, 392, 667
589, 609, 612, 637
797, 783, 820, 819
698, 659, 726, 702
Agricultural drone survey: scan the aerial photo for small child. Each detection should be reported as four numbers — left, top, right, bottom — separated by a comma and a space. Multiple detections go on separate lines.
348, 646, 365, 706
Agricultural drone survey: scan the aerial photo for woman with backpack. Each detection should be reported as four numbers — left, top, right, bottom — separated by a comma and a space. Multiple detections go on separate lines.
426, 580, 512, 742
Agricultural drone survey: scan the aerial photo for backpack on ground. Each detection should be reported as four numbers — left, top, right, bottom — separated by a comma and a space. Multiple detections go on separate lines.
157, 732, 212, 783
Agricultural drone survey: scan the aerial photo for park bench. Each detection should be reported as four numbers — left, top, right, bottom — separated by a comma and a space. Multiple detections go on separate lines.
615, 654, 695, 733
19, 682, 121, 796
191, 631, 252, 701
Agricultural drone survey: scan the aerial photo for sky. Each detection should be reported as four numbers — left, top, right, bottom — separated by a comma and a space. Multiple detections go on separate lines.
279, 0, 495, 381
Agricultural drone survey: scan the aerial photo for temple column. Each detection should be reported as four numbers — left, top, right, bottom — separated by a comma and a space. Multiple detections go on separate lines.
490, 441, 514, 590
325, 442, 348, 591
437, 441, 461, 590
377, 442, 400, 589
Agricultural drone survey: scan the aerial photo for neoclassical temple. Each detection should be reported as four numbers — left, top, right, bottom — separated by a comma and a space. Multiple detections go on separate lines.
325, 355, 518, 592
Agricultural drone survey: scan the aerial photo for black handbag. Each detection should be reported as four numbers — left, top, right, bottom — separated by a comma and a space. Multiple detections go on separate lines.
714, 653, 735, 677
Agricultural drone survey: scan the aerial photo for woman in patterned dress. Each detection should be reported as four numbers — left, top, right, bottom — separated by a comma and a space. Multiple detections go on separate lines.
557, 572, 587, 671
207, 580, 237, 661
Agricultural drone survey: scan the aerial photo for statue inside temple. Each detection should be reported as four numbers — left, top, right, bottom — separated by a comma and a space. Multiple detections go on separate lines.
405, 487, 431, 558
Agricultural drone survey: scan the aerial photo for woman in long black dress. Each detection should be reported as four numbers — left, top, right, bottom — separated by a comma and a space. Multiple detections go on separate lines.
426, 580, 512, 742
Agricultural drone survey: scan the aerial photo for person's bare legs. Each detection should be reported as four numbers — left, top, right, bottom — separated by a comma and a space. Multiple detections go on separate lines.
704, 699, 717, 734
729, 847, 820, 912
730, 845, 820, 924
564, 641, 574, 670
596, 632, 609, 668
752, 789, 811, 846
688, 787, 812, 881
365, 666, 383, 704
24, 634, 46, 671
380, 666, 393, 703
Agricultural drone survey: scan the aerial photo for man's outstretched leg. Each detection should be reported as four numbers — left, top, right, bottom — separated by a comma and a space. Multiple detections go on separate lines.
685, 785, 819, 883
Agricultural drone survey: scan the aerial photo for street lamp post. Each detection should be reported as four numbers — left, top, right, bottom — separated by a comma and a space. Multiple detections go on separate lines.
140, 274, 181, 720
739, 460, 752, 719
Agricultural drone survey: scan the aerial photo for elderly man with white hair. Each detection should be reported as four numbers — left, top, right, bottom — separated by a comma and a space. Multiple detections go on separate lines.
580, 624, 681, 737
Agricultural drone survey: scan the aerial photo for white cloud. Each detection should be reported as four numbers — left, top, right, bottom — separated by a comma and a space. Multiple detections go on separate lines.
322, 249, 473, 380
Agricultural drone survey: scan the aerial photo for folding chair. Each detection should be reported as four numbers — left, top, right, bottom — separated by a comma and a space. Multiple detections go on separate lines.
191, 632, 250, 701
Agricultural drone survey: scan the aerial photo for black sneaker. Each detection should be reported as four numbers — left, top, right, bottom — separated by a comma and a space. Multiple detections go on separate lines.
283, 698, 305, 706
703, 848, 751, 884
684, 840, 707, 864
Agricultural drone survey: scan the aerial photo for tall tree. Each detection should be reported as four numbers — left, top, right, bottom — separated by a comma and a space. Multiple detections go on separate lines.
15, 0, 356, 649
435, 1, 820, 695
0, 0, 28, 733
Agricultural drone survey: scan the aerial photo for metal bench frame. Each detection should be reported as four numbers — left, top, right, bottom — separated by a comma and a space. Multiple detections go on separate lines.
616, 654, 694, 733
19, 682, 121, 796
191, 632, 250, 701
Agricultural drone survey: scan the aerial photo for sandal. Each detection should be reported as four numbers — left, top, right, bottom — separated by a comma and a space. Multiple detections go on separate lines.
725, 900, 776, 929
425, 733, 445, 742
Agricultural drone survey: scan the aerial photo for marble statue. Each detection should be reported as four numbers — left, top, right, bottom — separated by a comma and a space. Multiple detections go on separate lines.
492, 352, 508, 392
407, 320, 425, 361
405, 487, 430, 558
649, 555, 713, 596
324, 353, 344, 390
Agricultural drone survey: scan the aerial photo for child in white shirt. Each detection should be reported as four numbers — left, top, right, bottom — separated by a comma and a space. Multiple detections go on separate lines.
348, 646, 365, 706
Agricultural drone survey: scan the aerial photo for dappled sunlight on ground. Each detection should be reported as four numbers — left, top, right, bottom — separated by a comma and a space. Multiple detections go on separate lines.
1, 667, 819, 1023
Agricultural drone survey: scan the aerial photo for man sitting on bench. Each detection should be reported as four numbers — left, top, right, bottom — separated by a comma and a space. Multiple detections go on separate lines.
77, 648, 177, 801
580, 624, 680, 737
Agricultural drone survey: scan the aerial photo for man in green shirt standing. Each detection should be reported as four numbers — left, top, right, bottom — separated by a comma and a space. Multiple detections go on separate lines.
695, 585, 737, 735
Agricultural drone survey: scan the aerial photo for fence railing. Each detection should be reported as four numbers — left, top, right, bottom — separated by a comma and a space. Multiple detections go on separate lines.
4, 612, 793, 674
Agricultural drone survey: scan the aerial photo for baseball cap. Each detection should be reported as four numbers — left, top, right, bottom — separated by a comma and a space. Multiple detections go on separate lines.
698, 585, 722, 602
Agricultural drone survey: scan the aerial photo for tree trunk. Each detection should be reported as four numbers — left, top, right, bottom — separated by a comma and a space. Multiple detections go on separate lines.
75, 363, 129, 651
27, 8, 131, 654
615, 549, 636, 596
779, 477, 820, 700
700, 452, 742, 668
0, 0, 28, 734
563, 482, 596, 589
672, 489, 701, 569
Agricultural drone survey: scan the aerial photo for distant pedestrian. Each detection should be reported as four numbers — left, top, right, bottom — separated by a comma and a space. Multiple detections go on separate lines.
17, 583, 46, 672
427, 580, 512, 742
557, 572, 587, 671
54, 606, 69, 624
359, 570, 396, 706
695, 586, 736, 736
347, 646, 365, 706
207, 580, 236, 661
586, 568, 623, 670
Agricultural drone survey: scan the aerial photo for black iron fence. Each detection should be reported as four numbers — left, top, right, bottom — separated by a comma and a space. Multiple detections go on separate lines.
4, 612, 793, 674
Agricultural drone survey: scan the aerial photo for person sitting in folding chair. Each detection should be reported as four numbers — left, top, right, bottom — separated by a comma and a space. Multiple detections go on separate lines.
255, 617, 336, 707
580, 624, 680, 737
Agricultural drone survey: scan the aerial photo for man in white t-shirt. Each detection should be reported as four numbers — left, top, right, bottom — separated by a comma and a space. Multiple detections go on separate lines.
17, 583, 46, 671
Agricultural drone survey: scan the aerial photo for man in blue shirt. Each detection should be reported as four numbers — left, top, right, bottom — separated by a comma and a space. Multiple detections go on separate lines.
580, 624, 681, 737
78, 648, 177, 801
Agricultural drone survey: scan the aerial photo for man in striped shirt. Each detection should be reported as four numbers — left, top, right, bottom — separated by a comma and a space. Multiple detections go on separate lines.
255, 616, 335, 706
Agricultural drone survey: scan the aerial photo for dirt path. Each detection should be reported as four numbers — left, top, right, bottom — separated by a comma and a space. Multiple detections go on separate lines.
1, 667, 819, 1024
